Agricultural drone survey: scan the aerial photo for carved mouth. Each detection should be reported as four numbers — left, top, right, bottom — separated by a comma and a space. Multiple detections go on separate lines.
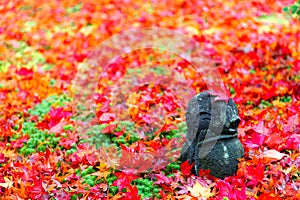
227, 128, 238, 134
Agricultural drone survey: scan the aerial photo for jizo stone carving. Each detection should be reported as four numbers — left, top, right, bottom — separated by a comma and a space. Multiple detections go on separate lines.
180, 91, 244, 179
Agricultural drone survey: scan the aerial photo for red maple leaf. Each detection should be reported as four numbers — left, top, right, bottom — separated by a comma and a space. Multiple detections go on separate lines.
113, 125, 126, 137
26, 180, 48, 199
120, 185, 141, 200
244, 131, 266, 149
112, 172, 139, 191
85, 153, 98, 165
48, 107, 72, 127
0, 154, 7, 164
59, 137, 76, 149
246, 162, 265, 187
215, 178, 246, 200
16, 67, 34, 76
154, 173, 172, 185
98, 112, 116, 123
180, 160, 194, 176
101, 123, 118, 134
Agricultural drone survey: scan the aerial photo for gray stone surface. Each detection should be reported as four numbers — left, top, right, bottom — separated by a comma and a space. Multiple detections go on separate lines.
180, 91, 244, 179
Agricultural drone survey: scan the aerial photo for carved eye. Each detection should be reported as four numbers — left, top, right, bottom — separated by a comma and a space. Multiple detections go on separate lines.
226, 105, 233, 115
186, 112, 191, 119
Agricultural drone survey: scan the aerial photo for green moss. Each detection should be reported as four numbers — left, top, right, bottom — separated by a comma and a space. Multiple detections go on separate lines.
28, 94, 72, 121
17, 122, 60, 155
132, 178, 162, 199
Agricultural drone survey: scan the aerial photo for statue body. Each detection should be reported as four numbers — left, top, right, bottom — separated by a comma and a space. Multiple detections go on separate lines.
180, 91, 244, 179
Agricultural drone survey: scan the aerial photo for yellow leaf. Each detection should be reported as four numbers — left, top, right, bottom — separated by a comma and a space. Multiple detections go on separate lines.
187, 181, 214, 198
272, 99, 286, 108
175, 194, 193, 199
0, 177, 13, 189
185, 26, 200, 35
91, 171, 110, 180
0, 149, 16, 158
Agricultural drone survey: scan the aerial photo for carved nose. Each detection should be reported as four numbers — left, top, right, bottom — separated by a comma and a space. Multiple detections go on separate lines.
198, 112, 211, 130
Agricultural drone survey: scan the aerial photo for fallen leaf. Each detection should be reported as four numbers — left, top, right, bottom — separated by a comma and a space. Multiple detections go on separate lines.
99, 113, 116, 123
49, 121, 67, 133
154, 173, 172, 185
260, 149, 286, 161
180, 160, 194, 176
0, 177, 13, 189
187, 181, 214, 198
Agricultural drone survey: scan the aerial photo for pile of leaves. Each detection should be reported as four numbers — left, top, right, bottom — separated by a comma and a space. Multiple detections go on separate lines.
0, 0, 299, 199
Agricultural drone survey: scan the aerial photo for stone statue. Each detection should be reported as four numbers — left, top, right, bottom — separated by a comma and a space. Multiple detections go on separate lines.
180, 91, 244, 179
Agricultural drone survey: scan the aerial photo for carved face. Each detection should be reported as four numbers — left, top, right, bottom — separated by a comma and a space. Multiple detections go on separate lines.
186, 91, 240, 137
223, 98, 240, 134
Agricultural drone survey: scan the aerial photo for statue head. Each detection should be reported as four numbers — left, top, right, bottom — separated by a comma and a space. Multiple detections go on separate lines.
186, 91, 240, 140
